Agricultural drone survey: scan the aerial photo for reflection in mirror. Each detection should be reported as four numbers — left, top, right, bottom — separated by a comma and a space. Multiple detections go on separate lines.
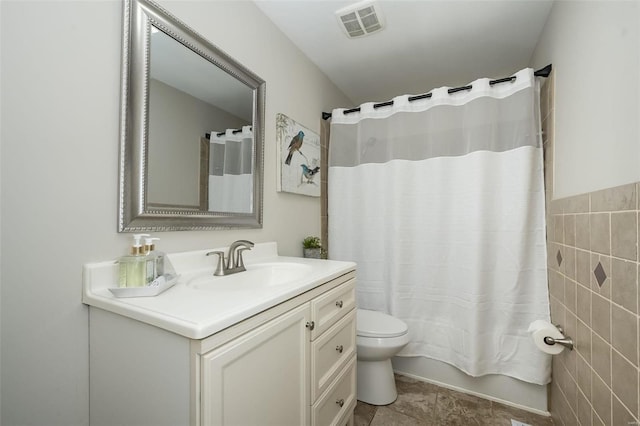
118, 0, 265, 231
206, 126, 254, 213
147, 27, 254, 212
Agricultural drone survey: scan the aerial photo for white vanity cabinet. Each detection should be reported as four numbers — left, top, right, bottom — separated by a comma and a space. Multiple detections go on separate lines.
197, 273, 357, 426
88, 268, 356, 426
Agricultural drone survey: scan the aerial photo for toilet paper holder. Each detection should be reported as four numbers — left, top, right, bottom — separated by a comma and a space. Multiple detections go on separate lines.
543, 325, 574, 351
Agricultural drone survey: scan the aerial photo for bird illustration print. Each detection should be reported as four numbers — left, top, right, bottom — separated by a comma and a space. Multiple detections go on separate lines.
300, 164, 320, 185
284, 130, 305, 165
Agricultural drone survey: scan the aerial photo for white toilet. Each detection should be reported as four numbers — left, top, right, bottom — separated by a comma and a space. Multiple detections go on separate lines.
356, 309, 410, 405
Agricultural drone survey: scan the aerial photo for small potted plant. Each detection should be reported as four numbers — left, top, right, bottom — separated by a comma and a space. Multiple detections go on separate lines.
302, 236, 322, 259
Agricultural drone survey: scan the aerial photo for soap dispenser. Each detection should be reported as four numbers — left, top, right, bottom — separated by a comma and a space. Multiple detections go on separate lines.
143, 236, 162, 283
118, 233, 149, 288
149, 237, 166, 278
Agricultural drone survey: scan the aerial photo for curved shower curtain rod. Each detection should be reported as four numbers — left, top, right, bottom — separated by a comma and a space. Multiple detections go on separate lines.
321, 64, 552, 120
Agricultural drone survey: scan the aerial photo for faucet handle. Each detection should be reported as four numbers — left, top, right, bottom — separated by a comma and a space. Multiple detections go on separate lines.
206, 251, 226, 276
235, 247, 252, 270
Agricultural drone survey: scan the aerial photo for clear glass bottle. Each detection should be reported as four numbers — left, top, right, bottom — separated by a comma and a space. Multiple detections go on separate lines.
118, 234, 149, 287
143, 236, 160, 284
152, 238, 166, 278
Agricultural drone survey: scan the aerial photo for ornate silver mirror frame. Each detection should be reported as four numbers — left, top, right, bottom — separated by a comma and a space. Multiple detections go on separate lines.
118, 0, 265, 231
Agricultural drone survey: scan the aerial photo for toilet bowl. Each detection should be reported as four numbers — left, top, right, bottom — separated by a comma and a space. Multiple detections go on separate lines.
356, 309, 409, 405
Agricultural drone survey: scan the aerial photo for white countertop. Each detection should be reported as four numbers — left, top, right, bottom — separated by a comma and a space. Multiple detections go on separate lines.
82, 242, 356, 339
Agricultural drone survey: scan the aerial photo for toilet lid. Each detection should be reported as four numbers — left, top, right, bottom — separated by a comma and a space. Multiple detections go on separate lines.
357, 309, 408, 338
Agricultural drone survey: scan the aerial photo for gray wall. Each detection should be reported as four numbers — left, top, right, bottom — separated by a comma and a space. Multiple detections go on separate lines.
0, 1, 352, 425
531, 1, 640, 199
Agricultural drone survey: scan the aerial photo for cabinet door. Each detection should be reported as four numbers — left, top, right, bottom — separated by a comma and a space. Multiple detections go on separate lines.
201, 304, 311, 426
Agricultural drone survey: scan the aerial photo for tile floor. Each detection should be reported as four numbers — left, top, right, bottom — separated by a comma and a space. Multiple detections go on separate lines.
354, 375, 554, 426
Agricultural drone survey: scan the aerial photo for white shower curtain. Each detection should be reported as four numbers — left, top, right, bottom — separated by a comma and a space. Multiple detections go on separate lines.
328, 68, 551, 385
209, 126, 253, 213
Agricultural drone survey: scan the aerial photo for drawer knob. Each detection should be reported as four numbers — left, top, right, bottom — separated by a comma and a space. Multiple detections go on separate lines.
305, 321, 315, 331
336, 345, 344, 353
335, 300, 343, 308
336, 398, 345, 408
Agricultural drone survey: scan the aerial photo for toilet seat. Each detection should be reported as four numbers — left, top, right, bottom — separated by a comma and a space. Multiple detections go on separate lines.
357, 309, 408, 338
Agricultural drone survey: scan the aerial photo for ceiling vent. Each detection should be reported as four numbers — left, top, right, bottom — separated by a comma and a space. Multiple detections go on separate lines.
335, 1, 385, 39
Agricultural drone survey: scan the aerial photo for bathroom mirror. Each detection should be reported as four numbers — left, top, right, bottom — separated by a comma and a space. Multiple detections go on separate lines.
119, 0, 265, 231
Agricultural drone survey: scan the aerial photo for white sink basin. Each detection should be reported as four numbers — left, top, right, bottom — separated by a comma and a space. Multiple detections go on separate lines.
185, 262, 313, 292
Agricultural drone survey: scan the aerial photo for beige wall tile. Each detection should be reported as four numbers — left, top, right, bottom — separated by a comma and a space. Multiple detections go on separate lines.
546, 215, 555, 242
557, 360, 577, 415
576, 249, 591, 288
612, 351, 638, 417
590, 213, 611, 255
591, 183, 636, 212
555, 215, 565, 244
565, 279, 577, 314
576, 284, 591, 326
611, 258, 638, 314
576, 353, 592, 399
565, 214, 576, 246
549, 270, 565, 303
577, 319, 592, 364
611, 305, 638, 367
563, 369, 578, 414
549, 385, 563, 425
540, 79, 550, 119
593, 410, 606, 426
611, 212, 637, 261
563, 312, 578, 379
550, 296, 565, 325
592, 371, 612, 425
575, 214, 590, 250
548, 242, 561, 273
551, 382, 571, 425
591, 254, 611, 298
592, 332, 612, 385
592, 294, 611, 343
565, 247, 576, 281
612, 394, 638, 426
577, 390, 593, 426
549, 199, 563, 215
565, 193, 590, 214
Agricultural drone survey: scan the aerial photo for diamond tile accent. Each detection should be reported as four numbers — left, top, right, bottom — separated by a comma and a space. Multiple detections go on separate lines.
594, 261, 607, 287
557, 250, 563, 267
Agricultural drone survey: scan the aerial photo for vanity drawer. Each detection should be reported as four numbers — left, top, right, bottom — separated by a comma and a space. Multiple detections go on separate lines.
311, 309, 356, 401
311, 278, 355, 339
311, 356, 356, 426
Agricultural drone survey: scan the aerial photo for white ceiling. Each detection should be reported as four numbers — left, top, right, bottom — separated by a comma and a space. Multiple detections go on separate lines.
255, 0, 554, 106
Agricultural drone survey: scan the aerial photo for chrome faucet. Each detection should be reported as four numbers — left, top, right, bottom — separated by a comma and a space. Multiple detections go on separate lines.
206, 240, 255, 276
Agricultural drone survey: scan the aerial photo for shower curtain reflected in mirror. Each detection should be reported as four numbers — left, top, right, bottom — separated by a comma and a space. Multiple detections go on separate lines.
328, 68, 551, 385
208, 126, 253, 213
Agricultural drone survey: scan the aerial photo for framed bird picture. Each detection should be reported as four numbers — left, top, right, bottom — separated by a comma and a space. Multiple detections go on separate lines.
276, 113, 321, 197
